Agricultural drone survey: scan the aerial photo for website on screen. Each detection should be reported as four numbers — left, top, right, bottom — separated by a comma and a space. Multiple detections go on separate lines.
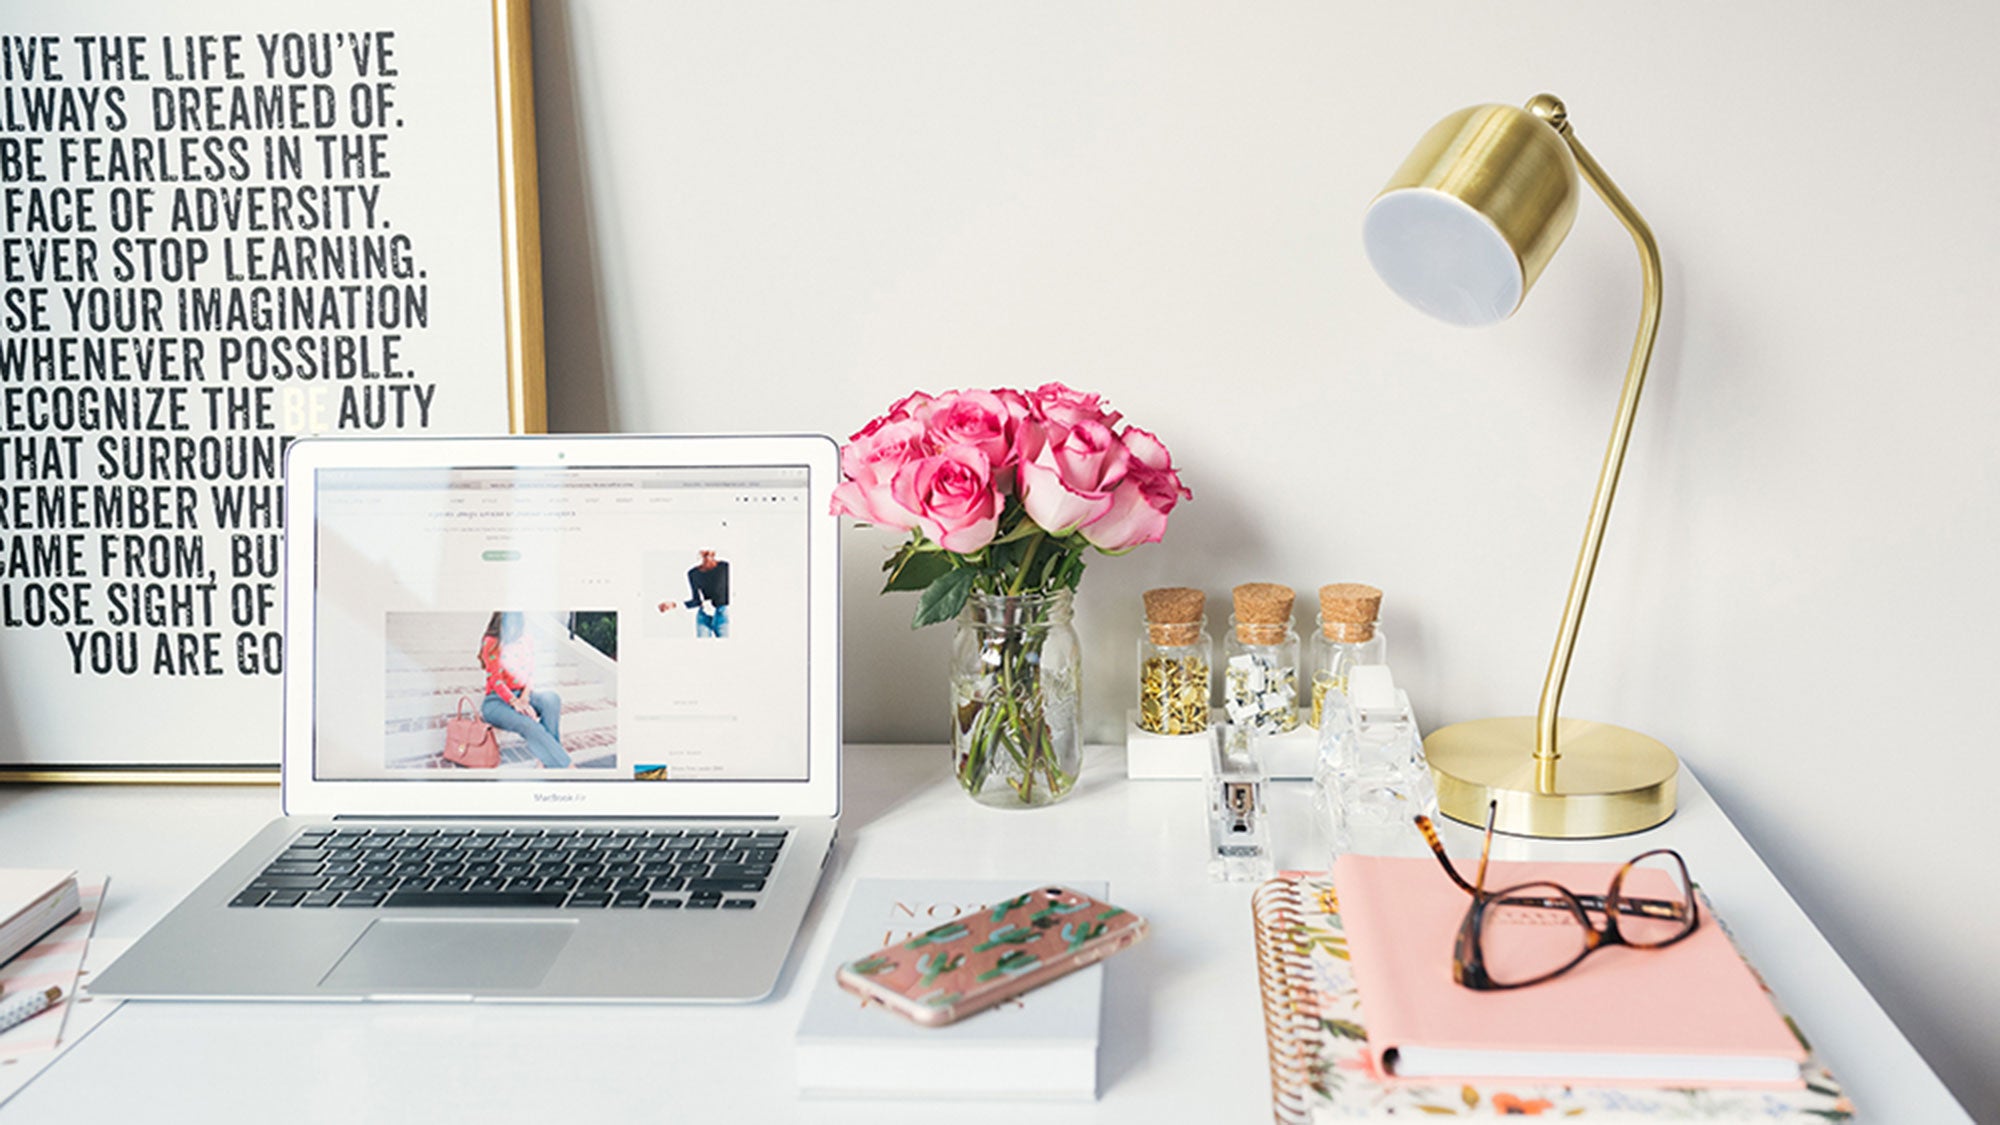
311, 465, 810, 782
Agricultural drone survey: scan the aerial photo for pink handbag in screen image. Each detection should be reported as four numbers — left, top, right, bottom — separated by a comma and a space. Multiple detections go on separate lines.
442, 696, 501, 768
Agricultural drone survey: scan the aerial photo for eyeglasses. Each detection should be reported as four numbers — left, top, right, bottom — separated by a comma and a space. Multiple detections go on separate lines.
1413, 802, 1701, 991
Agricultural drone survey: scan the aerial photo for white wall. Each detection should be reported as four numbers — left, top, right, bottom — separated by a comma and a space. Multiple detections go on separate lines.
531, 2, 1999, 1115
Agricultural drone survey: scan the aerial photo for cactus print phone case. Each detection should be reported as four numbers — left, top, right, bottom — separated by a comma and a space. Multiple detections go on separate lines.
835, 885, 1148, 1027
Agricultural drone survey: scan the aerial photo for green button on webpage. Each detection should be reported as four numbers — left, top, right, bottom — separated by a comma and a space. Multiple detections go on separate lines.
483, 550, 521, 561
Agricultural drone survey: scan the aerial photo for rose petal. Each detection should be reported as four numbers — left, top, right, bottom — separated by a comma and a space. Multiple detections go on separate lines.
1019, 456, 1113, 534
1081, 475, 1173, 551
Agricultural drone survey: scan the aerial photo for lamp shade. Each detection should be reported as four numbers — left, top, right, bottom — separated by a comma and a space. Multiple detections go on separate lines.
1363, 103, 1580, 326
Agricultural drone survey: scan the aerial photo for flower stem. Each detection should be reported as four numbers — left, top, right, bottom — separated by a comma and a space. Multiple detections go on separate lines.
1008, 531, 1047, 595
952, 591, 1078, 805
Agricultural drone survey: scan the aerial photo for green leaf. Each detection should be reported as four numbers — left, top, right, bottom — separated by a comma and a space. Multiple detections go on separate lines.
912, 567, 977, 628
1056, 550, 1088, 591
881, 548, 953, 593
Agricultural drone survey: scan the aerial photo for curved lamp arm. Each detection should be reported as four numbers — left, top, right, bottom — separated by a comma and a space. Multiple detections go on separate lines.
1528, 96, 1664, 785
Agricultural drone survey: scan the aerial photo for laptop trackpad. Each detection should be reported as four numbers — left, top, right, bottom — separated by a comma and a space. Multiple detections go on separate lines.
320, 919, 576, 993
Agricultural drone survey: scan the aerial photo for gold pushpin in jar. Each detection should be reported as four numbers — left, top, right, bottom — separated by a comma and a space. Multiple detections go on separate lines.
1137, 587, 1211, 736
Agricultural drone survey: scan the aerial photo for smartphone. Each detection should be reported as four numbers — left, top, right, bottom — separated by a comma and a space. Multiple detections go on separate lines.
835, 885, 1148, 1027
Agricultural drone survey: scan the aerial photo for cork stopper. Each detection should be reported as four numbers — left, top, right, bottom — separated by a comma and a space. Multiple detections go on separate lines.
1142, 587, 1205, 645
1232, 583, 1295, 644
1318, 583, 1382, 641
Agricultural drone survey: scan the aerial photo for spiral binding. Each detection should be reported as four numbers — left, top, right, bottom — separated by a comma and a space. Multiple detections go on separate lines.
1252, 875, 1325, 1125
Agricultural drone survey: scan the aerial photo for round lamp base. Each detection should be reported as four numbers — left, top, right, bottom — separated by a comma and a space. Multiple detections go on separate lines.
1424, 717, 1678, 839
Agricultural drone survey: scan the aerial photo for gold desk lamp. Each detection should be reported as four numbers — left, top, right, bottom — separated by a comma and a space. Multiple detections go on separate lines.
1361, 94, 1677, 838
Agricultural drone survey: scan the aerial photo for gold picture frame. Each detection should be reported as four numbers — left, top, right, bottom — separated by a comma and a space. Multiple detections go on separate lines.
0, 0, 545, 783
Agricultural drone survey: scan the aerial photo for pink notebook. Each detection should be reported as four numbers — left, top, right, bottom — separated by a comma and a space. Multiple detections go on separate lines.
1333, 854, 1806, 1088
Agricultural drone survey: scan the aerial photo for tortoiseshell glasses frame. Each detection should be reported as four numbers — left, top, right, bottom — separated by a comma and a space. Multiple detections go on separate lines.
1413, 802, 1701, 991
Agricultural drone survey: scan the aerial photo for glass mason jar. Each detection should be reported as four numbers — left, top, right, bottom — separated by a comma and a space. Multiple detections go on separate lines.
1137, 612, 1211, 735
951, 590, 1082, 808
1223, 615, 1299, 733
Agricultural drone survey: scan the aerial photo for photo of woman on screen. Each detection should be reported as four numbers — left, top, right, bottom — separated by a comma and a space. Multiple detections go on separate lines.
657, 548, 731, 638
479, 611, 570, 768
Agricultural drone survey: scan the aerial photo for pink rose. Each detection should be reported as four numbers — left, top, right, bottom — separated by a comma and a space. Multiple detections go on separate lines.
1028, 382, 1123, 437
830, 416, 928, 530
846, 389, 937, 444
993, 387, 1033, 426
1080, 427, 1191, 551
890, 446, 1001, 553
881, 389, 938, 424
926, 389, 1025, 483
1019, 419, 1129, 534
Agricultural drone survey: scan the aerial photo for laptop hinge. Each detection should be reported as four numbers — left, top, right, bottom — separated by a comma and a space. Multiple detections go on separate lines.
329, 814, 785, 822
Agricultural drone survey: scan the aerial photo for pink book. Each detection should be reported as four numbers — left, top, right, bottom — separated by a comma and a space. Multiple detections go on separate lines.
1333, 854, 1807, 1089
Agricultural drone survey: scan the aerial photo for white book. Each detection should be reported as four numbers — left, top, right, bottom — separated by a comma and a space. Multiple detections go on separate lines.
795, 877, 1106, 1101
0, 870, 80, 970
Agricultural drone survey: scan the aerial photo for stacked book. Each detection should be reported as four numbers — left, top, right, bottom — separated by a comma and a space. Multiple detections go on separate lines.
1253, 862, 1852, 1122
795, 878, 1107, 1100
0, 870, 80, 969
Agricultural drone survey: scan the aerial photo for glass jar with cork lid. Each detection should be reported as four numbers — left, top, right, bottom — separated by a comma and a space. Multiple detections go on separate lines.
1223, 583, 1299, 733
1308, 583, 1385, 729
1137, 587, 1211, 736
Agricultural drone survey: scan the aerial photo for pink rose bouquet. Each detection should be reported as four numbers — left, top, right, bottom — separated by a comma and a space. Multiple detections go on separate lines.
832, 382, 1191, 627
834, 382, 1190, 804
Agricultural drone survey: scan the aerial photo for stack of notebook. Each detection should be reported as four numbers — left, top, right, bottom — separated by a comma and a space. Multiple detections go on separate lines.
1252, 864, 1852, 1123
0, 870, 80, 968
795, 878, 1107, 1100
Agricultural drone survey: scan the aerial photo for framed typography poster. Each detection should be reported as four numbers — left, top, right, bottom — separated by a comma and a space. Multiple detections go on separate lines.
0, 0, 545, 780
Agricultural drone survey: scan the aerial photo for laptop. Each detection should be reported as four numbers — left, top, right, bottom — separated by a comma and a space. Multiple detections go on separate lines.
92, 433, 842, 1002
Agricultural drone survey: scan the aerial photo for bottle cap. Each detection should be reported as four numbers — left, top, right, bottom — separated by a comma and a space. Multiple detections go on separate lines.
1231, 583, 1294, 644
1318, 583, 1382, 641
1142, 587, 1205, 646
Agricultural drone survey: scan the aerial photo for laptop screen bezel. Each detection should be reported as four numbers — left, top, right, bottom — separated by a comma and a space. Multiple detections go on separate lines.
280, 433, 841, 820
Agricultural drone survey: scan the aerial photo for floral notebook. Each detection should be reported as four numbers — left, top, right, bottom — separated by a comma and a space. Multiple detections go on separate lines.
1252, 873, 1853, 1123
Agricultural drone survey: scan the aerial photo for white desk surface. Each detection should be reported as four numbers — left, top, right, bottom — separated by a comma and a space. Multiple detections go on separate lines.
0, 745, 1968, 1124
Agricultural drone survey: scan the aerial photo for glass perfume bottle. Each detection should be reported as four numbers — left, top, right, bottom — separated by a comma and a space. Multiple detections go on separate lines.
1314, 665, 1437, 859
1308, 583, 1385, 729
1223, 583, 1299, 734
1137, 587, 1211, 736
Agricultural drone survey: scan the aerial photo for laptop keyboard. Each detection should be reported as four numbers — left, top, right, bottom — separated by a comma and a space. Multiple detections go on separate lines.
228, 825, 787, 911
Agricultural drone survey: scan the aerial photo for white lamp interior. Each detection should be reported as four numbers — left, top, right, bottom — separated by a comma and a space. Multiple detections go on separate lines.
1363, 188, 1523, 327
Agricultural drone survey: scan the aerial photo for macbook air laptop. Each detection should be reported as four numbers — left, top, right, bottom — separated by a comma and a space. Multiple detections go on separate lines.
92, 433, 842, 1002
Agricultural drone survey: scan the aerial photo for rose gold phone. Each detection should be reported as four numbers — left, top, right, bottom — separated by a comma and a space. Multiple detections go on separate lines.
834, 885, 1148, 1027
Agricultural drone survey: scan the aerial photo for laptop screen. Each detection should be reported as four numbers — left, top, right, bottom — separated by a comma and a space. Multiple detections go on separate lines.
309, 462, 812, 784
